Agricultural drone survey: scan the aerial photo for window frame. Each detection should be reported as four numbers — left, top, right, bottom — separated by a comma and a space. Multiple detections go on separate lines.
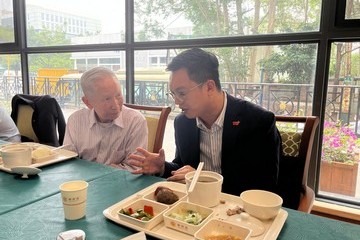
335, 0, 360, 27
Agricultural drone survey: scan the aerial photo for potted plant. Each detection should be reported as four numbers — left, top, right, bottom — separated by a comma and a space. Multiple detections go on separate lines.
319, 121, 360, 196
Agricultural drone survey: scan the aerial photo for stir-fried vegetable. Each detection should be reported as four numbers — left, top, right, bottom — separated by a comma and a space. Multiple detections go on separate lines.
119, 205, 154, 221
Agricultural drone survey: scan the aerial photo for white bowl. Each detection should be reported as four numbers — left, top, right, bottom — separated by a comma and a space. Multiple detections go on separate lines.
194, 219, 252, 240
117, 199, 168, 230
240, 190, 283, 220
185, 171, 223, 207
163, 201, 213, 235
0, 145, 32, 168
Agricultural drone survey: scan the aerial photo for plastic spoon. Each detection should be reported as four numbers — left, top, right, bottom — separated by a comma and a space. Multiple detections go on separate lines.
187, 162, 204, 193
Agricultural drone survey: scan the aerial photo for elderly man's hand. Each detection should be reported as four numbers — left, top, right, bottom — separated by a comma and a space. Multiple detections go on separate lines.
167, 165, 195, 183
128, 147, 165, 175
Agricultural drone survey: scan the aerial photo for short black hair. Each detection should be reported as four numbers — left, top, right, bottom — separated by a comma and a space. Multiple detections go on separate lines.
166, 48, 221, 90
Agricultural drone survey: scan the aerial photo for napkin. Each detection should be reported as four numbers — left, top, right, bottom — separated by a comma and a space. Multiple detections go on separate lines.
120, 231, 146, 240
57, 229, 85, 240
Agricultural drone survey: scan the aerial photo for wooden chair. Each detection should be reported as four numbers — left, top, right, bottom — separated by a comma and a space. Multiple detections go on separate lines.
124, 103, 171, 153
275, 115, 319, 213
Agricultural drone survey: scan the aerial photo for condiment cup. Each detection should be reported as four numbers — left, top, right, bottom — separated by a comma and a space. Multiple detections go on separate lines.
59, 180, 89, 220
0, 145, 32, 168
240, 189, 283, 220
185, 171, 223, 207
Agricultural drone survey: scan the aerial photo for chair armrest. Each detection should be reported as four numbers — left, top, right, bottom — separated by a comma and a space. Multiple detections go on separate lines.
298, 186, 315, 213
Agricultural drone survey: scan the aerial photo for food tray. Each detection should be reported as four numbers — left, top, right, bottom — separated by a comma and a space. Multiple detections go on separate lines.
103, 182, 288, 240
0, 143, 78, 173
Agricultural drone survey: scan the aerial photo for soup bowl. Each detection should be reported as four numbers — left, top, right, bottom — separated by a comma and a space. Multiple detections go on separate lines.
0, 145, 32, 168
185, 171, 223, 207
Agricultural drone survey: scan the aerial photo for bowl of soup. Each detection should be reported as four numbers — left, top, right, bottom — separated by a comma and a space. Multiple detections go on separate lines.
185, 171, 223, 207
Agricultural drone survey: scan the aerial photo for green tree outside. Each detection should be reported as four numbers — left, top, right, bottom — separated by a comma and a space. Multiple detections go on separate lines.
27, 26, 73, 73
134, 0, 322, 84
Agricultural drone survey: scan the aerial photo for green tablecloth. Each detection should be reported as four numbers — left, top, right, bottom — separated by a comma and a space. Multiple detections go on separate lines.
278, 208, 360, 240
0, 158, 117, 215
0, 169, 162, 240
0, 167, 359, 240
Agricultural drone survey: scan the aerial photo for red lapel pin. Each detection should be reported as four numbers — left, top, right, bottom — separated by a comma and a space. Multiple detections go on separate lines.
232, 121, 240, 126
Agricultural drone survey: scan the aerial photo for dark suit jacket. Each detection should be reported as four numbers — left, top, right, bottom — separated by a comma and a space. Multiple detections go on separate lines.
164, 94, 281, 196
11, 94, 66, 147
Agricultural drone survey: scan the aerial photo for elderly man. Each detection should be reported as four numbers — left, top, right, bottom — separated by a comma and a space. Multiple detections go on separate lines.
64, 67, 147, 169
129, 48, 281, 196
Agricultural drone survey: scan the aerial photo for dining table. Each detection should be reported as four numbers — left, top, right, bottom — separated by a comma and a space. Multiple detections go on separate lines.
0, 157, 359, 239
0, 139, 118, 215
0, 158, 117, 215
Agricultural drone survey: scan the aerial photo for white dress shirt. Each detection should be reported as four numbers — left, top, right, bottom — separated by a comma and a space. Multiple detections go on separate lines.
63, 106, 148, 168
196, 91, 227, 173
0, 107, 21, 142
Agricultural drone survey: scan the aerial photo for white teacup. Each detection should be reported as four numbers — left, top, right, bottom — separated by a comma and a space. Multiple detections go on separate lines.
59, 180, 89, 220
185, 171, 223, 207
0, 145, 32, 168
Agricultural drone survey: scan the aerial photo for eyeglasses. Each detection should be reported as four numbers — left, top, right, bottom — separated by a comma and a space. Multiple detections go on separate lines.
167, 82, 204, 102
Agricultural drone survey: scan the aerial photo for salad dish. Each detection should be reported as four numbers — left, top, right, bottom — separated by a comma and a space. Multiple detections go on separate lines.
118, 199, 168, 230
163, 201, 213, 235
103, 182, 288, 240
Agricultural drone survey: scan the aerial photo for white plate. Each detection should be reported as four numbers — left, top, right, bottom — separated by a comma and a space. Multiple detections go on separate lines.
11, 166, 42, 178
103, 182, 288, 240
0, 143, 78, 173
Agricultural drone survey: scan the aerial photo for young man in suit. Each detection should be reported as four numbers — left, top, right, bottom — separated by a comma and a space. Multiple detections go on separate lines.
129, 48, 281, 196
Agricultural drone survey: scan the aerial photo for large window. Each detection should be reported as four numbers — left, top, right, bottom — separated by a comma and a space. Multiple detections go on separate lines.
0, 54, 21, 112
26, 0, 125, 47
1, 0, 360, 208
134, 0, 322, 41
319, 41, 360, 203
135, 45, 318, 113
26, 51, 125, 118
0, 0, 14, 43
345, 0, 360, 20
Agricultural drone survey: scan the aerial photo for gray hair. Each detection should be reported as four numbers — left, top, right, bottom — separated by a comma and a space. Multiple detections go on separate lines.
80, 67, 118, 96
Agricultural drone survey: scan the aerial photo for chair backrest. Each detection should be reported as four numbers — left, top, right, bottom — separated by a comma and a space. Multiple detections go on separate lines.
276, 115, 319, 213
11, 94, 66, 146
16, 104, 39, 142
124, 103, 171, 153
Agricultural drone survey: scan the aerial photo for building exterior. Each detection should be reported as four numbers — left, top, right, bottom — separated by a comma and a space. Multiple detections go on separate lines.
26, 4, 100, 37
